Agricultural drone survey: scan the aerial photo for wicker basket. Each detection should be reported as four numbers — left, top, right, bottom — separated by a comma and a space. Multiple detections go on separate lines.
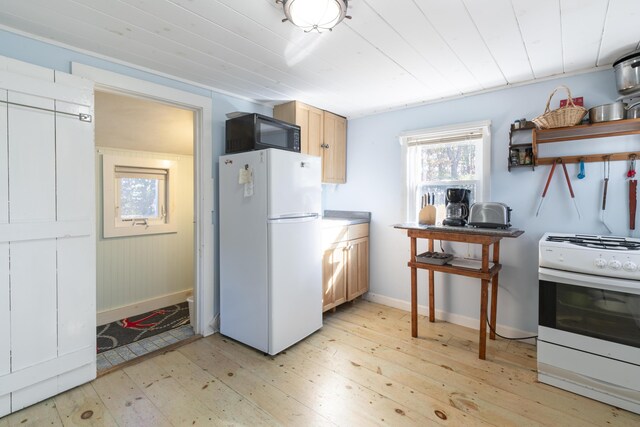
532, 86, 587, 129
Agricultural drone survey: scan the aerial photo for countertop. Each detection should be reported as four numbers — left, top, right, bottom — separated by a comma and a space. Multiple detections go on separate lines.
394, 223, 524, 238
322, 210, 371, 226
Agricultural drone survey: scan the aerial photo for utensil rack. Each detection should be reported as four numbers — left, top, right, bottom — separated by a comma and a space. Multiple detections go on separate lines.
532, 118, 640, 165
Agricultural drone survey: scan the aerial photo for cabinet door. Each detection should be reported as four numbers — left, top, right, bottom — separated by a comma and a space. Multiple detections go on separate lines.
347, 237, 369, 301
296, 103, 323, 157
322, 243, 347, 312
274, 101, 323, 157
322, 111, 347, 183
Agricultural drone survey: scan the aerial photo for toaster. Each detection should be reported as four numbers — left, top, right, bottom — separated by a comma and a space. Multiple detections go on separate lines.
468, 202, 512, 229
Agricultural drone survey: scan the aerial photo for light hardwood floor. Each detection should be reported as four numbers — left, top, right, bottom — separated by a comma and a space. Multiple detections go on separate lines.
3, 300, 639, 426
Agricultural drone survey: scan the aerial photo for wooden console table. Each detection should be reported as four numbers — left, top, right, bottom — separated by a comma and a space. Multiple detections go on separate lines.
394, 224, 524, 359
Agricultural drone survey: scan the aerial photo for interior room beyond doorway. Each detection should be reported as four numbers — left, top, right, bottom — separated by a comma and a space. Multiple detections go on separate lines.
93, 90, 196, 371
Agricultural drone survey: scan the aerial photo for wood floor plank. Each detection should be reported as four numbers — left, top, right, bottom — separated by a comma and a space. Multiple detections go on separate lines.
325, 307, 637, 426
325, 314, 536, 384
209, 334, 455, 426
333, 303, 535, 370
179, 338, 332, 426
123, 357, 227, 425
4, 399, 62, 426
4, 301, 640, 426
91, 369, 172, 426
308, 324, 593, 427
150, 349, 279, 425
286, 340, 493, 426
53, 383, 117, 426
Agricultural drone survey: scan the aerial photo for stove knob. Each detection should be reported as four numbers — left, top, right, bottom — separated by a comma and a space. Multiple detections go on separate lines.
608, 260, 622, 270
594, 258, 607, 269
623, 261, 637, 272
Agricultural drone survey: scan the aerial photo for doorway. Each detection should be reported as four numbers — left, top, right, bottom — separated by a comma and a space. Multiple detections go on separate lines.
94, 90, 196, 370
71, 63, 216, 371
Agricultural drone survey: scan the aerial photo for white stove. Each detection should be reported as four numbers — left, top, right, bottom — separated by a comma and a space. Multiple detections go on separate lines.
538, 232, 640, 414
539, 232, 640, 281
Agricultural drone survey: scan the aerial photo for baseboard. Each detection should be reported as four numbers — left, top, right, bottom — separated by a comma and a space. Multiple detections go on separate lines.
97, 289, 193, 326
364, 292, 537, 345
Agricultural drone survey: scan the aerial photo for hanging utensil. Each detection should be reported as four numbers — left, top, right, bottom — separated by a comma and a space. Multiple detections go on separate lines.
577, 158, 585, 179
560, 160, 581, 219
628, 155, 637, 230
536, 161, 558, 216
601, 157, 612, 233
536, 159, 581, 218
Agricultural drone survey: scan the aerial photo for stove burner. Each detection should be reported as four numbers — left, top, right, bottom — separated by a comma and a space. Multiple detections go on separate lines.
546, 234, 640, 251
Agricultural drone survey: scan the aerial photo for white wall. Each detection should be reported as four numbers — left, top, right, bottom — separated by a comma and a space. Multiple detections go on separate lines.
95, 147, 194, 314
324, 69, 636, 335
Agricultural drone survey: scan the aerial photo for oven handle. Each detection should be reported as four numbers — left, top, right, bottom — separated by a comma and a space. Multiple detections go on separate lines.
539, 267, 640, 295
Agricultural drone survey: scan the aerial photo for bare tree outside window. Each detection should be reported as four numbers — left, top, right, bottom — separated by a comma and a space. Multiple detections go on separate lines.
119, 177, 160, 219
416, 140, 480, 209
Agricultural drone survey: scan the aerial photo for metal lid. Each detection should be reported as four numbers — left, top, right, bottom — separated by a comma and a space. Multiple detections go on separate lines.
613, 48, 640, 67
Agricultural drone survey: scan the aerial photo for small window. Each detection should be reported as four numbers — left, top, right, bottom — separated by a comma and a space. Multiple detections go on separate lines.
103, 155, 178, 238
401, 121, 491, 223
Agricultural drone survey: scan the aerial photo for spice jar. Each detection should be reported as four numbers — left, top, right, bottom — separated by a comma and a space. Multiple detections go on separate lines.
524, 148, 533, 165
519, 151, 526, 165
510, 148, 520, 165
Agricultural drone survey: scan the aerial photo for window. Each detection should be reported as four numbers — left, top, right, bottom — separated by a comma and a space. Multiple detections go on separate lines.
401, 121, 491, 223
103, 155, 178, 237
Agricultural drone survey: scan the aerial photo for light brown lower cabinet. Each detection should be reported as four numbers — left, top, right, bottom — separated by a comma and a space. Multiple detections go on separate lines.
322, 223, 369, 312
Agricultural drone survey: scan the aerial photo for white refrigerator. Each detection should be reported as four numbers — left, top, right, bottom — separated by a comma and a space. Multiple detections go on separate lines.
219, 148, 323, 355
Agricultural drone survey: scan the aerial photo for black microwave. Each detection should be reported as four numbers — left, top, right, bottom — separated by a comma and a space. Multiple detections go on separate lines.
225, 113, 301, 154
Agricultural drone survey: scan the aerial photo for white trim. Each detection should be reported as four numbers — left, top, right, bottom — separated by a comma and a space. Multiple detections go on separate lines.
398, 120, 492, 139
102, 154, 178, 238
72, 63, 215, 337
364, 292, 536, 345
96, 289, 193, 326
348, 68, 612, 120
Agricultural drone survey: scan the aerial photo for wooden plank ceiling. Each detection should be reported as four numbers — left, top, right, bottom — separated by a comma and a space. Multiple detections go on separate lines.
0, 0, 639, 118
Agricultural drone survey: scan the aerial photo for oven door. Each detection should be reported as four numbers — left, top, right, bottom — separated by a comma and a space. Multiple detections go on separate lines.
538, 267, 640, 413
539, 267, 640, 351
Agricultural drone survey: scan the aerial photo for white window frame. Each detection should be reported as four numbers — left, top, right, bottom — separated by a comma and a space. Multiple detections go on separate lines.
102, 154, 178, 238
400, 120, 491, 222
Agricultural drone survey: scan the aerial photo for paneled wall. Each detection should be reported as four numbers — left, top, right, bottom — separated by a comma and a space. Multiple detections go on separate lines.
96, 147, 194, 318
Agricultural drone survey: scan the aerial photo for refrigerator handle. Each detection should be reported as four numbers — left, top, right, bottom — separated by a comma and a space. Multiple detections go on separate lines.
267, 213, 320, 223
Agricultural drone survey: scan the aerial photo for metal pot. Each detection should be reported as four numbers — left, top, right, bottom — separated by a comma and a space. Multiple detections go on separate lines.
589, 102, 627, 123
627, 101, 640, 119
613, 49, 640, 96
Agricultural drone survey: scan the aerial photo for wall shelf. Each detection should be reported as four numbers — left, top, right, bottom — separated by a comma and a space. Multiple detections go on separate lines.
532, 118, 640, 165
508, 121, 536, 171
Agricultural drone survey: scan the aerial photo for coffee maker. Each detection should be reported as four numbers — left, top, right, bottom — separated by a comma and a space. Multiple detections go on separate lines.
442, 188, 471, 226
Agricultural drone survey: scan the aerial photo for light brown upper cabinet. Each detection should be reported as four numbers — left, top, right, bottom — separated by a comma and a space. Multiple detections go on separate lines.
322, 111, 347, 184
274, 101, 347, 184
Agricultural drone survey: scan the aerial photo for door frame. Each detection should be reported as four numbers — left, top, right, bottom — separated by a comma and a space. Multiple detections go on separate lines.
71, 63, 215, 337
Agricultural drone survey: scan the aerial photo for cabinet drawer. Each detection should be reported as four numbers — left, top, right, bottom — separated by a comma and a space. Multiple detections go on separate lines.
323, 223, 369, 246
323, 226, 348, 246
348, 223, 369, 240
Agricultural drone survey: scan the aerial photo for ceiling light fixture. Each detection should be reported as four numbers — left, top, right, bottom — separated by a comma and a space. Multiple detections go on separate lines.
277, 0, 351, 33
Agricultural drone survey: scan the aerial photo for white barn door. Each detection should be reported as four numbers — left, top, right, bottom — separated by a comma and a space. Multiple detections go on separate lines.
0, 57, 95, 416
